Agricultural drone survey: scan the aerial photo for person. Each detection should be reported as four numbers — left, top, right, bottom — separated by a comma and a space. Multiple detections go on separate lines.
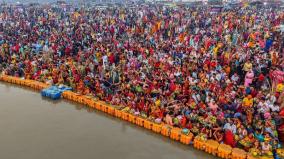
261, 141, 273, 156
244, 70, 254, 87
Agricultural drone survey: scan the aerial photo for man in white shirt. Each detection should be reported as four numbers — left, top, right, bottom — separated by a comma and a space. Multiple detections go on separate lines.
223, 119, 237, 134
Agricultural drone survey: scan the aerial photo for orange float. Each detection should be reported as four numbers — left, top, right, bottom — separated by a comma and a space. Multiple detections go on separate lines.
114, 109, 122, 118
180, 133, 193, 145
247, 155, 258, 159
152, 123, 162, 133
101, 104, 107, 112
217, 144, 232, 159
128, 114, 136, 123
73, 95, 80, 103
143, 120, 152, 130
231, 148, 247, 159
135, 117, 145, 127
6, 76, 12, 83
204, 140, 219, 155
78, 96, 85, 104
15, 78, 20, 85
84, 98, 93, 108
61, 91, 68, 99
95, 102, 102, 110
170, 128, 181, 141
161, 125, 171, 137
193, 137, 206, 150
107, 106, 115, 115
67, 91, 75, 100
121, 111, 129, 121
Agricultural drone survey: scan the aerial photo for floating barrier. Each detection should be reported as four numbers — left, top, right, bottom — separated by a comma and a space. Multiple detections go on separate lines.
161, 125, 171, 137
1, 75, 283, 159
247, 155, 258, 159
152, 123, 162, 133
0, 76, 49, 90
114, 109, 122, 118
121, 111, 129, 121
170, 128, 181, 141
144, 120, 152, 130
101, 104, 108, 113
180, 133, 193, 145
231, 148, 247, 159
107, 106, 115, 116
135, 117, 145, 127
193, 137, 206, 150
95, 102, 102, 111
128, 114, 136, 123
85, 98, 95, 108
259, 157, 273, 159
217, 144, 232, 159
204, 140, 219, 155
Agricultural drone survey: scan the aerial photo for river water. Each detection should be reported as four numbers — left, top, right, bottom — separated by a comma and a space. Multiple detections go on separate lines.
0, 82, 217, 159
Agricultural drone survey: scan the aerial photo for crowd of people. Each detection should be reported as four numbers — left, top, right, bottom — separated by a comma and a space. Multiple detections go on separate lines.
0, 2, 284, 157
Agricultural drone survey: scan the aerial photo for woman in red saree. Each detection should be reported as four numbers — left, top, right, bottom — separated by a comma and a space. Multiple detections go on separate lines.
224, 130, 236, 147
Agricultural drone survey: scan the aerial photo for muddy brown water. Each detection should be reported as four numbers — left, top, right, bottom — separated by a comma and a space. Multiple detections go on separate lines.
0, 82, 217, 159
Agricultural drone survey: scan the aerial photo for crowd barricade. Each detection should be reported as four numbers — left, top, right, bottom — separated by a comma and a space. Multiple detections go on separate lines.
204, 139, 219, 155
143, 120, 152, 130
161, 125, 171, 137
231, 148, 247, 159
114, 109, 122, 118
193, 137, 206, 150
135, 117, 145, 127
152, 123, 162, 133
180, 133, 193, 145
170, 128, 181, 141
128, 114, 136, 123
217, 143, 232, 159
